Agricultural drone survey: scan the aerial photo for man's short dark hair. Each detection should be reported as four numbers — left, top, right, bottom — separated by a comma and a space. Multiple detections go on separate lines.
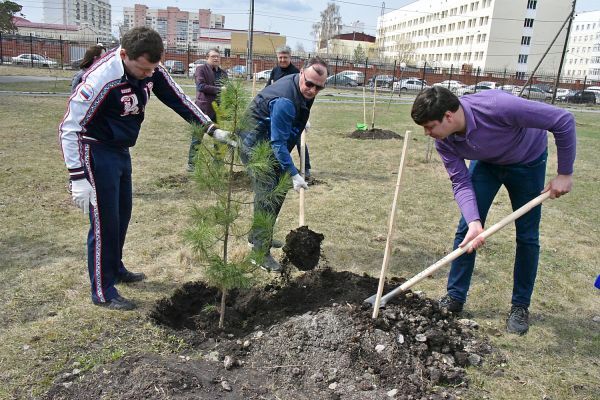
206, 47, 221, 56
121, 27, 164, 63
411, 86, 460, 125
303, 56, 328, 76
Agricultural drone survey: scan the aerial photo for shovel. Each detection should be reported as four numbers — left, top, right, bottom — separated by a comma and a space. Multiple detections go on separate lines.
365, 191, 552, 310
372, 131, 410, 318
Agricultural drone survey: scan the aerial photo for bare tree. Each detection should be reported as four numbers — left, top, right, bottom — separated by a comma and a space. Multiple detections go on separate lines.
395, 39, 417, 64
311, 2, 342, 55
295, 42, 306, 57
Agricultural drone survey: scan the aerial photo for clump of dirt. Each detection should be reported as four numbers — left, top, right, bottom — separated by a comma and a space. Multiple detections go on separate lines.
282, 225, 324, 271
349, 128, 403, 140
44, 269, 497, 400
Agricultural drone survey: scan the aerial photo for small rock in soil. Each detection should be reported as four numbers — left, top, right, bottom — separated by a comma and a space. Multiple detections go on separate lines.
221, 380, 232, 391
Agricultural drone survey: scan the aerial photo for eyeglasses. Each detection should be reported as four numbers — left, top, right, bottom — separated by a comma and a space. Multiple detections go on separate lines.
304, 79, 325, 91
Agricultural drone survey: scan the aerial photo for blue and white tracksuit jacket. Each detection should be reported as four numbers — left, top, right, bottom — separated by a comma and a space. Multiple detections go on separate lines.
58, 47, 215, 303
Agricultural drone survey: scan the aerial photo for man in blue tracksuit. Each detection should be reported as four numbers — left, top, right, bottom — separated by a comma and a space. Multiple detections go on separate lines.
59, 27, 233, 310
240, 57, 328, 272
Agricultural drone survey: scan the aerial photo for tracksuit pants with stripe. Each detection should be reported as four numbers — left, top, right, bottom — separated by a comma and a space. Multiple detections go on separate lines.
83, 143, 132, 304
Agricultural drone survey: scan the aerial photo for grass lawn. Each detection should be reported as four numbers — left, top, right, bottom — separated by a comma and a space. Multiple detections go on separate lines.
0, 84, 598, 399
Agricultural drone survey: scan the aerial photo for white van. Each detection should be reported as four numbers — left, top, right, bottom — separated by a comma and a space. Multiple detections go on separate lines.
338, 70, 365, 85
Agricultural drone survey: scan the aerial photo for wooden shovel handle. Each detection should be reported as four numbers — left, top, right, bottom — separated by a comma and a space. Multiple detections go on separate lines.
299, 130, 306, 227
381, 190, 552, 304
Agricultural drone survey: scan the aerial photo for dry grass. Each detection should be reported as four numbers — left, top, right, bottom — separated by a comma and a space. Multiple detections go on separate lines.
0, 89, 598, 399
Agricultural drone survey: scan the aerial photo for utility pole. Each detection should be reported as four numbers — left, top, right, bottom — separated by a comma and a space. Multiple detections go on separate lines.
246, 0, 255, 81
551, 0, 576, 104
379, 2, 386, 62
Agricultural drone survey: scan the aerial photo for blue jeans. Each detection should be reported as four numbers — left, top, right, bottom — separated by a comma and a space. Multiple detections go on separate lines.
447, 150, 547, 307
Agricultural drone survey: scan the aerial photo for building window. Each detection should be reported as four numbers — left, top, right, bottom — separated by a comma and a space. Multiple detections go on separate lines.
518, 54, 528, 63
527, 1, 537, 9
521, 36, 531, 45
524, 18, 534, 28
516, 71, 526, 79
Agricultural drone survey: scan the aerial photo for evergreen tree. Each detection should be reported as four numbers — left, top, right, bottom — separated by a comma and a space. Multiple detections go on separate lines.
185, 79, 288, 328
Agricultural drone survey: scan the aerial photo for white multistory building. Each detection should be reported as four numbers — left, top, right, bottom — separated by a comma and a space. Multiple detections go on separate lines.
565, 10, 600, 82
377, 0, 571, 76
42, 0, 111, 41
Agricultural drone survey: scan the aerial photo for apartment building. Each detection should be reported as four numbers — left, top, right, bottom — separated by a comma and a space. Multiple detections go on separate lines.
564, 10, 600, 81
377, 0, 571, 75
122, 5, 225, 48
43, 0, 111, 41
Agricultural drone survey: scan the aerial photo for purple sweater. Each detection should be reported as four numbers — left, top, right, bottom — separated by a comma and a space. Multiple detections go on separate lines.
435, 90, 576, 223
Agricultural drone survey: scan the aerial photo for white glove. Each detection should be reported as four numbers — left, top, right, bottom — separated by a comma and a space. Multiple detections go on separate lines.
212, 128, 237, 147
304, 120, 311, 133
71, 179, 96, 214
291, 173, 308, 192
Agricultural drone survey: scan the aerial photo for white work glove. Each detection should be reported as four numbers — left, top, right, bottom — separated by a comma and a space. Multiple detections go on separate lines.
291, 173, 308, 192
212, 128, 237, 147
304, 120, 311, 133
71, 179, 96, 214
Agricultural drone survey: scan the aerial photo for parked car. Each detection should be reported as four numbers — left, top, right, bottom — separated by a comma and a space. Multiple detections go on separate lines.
369, 74, 394, 88
253, 69, 271, 81
227, 65, 247, 78
393, 78, 429, 92
338, 70, 365, 85
498, 84, 521, 93
456, 84, 496, 96
530, 83, 554, 93
564, 90, 596, 104
514, 86, 552, 101
326, 73, 358, 87
164, 60, 185, 74
188, 59, 207, 76
433, 80, 465, 91
11, 53, 57, 68
555, 88, 573, 101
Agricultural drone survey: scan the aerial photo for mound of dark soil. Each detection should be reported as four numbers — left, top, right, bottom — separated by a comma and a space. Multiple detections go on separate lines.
282, 225, 324, 271
44, 269, 495, 400
349, 128, 403, 140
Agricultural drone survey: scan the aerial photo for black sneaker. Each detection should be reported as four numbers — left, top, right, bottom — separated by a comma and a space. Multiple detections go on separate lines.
506, 305, 529, 335
116, 271, 146, 284
439, 294, 464, 313
94, 295, 136, 311
251, 253, 282, 273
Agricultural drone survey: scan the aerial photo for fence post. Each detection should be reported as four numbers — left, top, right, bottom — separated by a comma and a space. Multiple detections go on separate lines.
29, 33, 34, 67
502, 68, 507, 87
420, 62, 426, 90
391, 59, 397, 87
448, 64, 453, 88
334, 56, 339, 85
0, 32, 3, 65
474, 67, 481, 90
60, 35, 64, 69
583, 75, 587, 90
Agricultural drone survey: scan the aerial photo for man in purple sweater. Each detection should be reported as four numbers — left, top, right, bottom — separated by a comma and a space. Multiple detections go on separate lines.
411, 87, 575, 335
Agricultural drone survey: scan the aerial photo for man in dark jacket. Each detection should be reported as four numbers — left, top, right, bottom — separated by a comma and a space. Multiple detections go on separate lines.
188, 48, 228, 171
240, 57, 328, 272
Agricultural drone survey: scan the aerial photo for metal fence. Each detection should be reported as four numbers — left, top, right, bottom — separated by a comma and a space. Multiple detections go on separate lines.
2, 32, 599, 91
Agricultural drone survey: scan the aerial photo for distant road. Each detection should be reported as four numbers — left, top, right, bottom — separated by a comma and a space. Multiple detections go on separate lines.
0, 75, 70, 83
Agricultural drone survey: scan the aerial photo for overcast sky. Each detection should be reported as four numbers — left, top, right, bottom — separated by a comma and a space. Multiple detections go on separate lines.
19, 0, 599, 51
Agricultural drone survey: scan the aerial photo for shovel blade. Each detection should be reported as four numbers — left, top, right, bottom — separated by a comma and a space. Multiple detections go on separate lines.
363, 293, 388, 308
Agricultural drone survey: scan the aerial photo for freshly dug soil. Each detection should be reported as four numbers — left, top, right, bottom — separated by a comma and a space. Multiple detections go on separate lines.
44, 269, 495, 400
349, 128, 403, 140
282, 225, 324, 271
